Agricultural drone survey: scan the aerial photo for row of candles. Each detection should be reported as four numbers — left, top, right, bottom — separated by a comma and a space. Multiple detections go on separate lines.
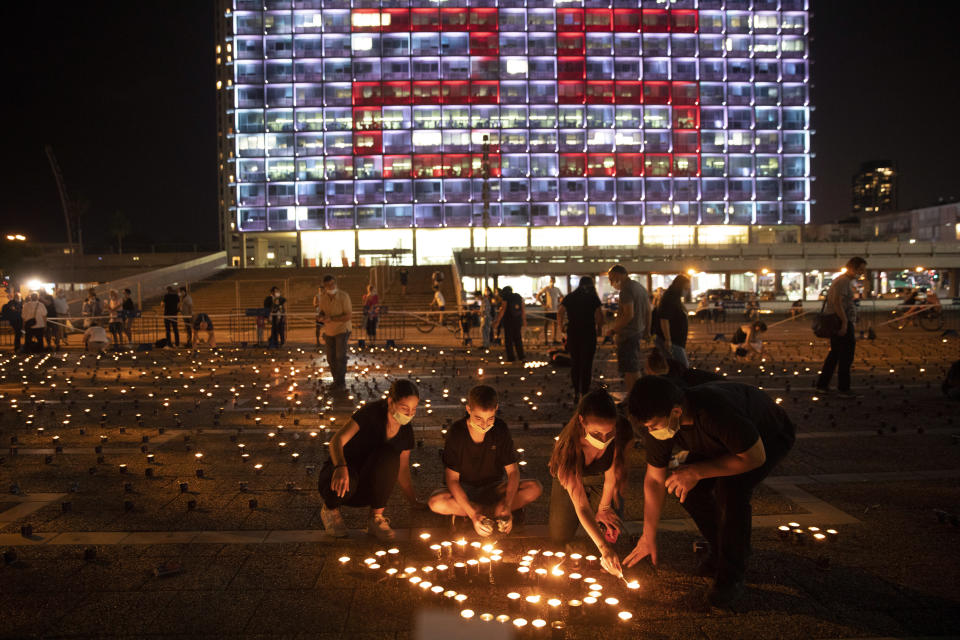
777, 523, 839, 544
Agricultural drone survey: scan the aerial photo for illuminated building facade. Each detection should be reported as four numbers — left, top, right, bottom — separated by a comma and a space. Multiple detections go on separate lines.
852, 160, 897, 215
215, 0, 811, 267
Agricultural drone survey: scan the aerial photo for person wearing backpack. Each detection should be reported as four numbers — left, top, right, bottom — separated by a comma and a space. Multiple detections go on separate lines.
494, 285, 526, 362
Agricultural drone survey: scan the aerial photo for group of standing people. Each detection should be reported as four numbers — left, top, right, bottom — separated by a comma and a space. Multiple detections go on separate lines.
161, 286, 213, 349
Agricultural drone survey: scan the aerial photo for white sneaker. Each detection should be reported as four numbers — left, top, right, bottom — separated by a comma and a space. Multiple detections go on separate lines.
367, 513, 395, 541
321, 505, 348, 538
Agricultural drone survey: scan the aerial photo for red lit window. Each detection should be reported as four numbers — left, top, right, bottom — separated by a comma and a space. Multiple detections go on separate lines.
353, 107, 382, 130
440, 8, 468, 30
442, 81, 470, 104
469, 8, 497, 31
354, 131, 382, 155
353, 82, 382, 106
557, 57, 585, 80
642, 9, 669, 32
557, 8, 584, 30
382, 9, 410, 32
673, 154, 699, 176
585, 9, 612, 31
643, 81, 670, 105
671, 82, 699, 105
559, 153, 586, 177
471, 153, 500, 177
410, 8, 439, 31
644, 154, 672, 177
615, 81, 643, 104
670, 10, 698, 33
470, 81, 499, 104
351, 9, 382, 32
383, 155, 411, 178
586, 81, 614, 104
469, 32, 499, 55
616, 153, 643, 177
382, 81, 411, 105
673, 106, 700, 129
587, 153, 616, 176
444, 154, 472, 178
673, 131, 700, 154
558, 81, 585, 104
557, 32, 585, 55
412, 81, 441, 104
613, 9, 641, 32
413, 154, 443, 178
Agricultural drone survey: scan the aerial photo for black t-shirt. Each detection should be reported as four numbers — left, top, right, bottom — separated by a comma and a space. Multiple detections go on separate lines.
561, 287, 602, 336
502, 293, 524, 323
162, 293, 180, 316
664, 359, 724, 387
582, 443, 614, 476
643, 381, 795, 468
442, 417, 517, 485
343, 400, 415, 468
653, 289, 688, 347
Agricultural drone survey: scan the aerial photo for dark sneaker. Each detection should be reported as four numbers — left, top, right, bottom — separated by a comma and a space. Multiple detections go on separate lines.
813, 386, 830, 395
836, 390, 863, 399
706, 579, 745, 608
696, 555, 718, 578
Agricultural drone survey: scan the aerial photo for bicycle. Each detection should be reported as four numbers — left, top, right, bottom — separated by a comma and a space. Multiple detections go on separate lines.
891, 304, 943, 332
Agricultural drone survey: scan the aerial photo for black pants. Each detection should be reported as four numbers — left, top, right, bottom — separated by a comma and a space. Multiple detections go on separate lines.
182, 318, 193, 346
503, 321, 524, 361
567, 332, 597, 396
681, 442, 791, 584
164, 318, 179, 346
817, 322, 856, 392
317, 446, 401, 510
269, 317, 285, 347
25, 327, 45, 352
9, 322, 22, 351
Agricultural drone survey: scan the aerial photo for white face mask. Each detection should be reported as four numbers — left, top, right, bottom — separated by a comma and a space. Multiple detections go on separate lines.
648, 412, 680, 441
327, 287, 338, 295
392, 410, 413, 426
470, 418, 495, 434
585, 432, 613, 450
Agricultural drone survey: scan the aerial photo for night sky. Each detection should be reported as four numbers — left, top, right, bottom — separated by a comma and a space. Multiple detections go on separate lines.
1, 1, 957, 250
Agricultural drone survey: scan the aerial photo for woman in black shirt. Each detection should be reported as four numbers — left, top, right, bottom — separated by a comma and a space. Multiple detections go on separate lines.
319, 379, 421, 541
548, 389, 633, 576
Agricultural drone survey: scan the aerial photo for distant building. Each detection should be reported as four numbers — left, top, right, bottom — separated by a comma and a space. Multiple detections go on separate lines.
852, 161, 897, 214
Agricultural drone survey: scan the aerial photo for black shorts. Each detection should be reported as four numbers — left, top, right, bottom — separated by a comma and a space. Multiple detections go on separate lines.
460, 479, 505, 506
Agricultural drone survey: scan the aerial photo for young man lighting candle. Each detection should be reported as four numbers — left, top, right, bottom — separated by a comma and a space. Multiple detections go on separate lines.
547, 389, 633, 578
428, 385, 542, 537
623, 376, 795, 607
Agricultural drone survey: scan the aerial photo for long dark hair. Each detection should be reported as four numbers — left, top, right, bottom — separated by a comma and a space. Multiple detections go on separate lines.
548, 389, 632, 506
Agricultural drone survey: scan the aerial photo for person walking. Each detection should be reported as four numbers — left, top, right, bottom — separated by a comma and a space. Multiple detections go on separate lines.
178, 287, 194, 348
267, 286, 286, 348
815, 257, 868, 398
537, 276, 564, 345
494, 285, 526, 362
606, 265, 651, 392
316, 275, 352, 389
480, 287, 495, 349
430, 286, 445, 324
2, 292, 23, 352
558, 276, 604, 400
21, 292, 47, 352
653, 273, 691, 367
161, 286, 180, 347
362, 284, 380, 343
106, 289, 124, 347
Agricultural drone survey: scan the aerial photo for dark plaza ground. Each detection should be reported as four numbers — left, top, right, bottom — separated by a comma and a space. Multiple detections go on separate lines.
0, 323, 958, 639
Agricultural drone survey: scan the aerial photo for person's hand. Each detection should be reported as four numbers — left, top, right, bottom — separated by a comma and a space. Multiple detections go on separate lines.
596, 507, 622, 538
472, 514, 494, 537
623, 532, 657, 568
331, 466, 350, 498
664, 466, 699, 503
599, 545, 623, 577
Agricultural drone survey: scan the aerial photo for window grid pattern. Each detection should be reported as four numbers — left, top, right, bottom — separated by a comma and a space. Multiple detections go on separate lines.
228, 0, 810, 232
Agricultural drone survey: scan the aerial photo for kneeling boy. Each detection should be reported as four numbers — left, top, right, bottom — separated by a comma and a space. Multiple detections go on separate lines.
428, 385, 542, 536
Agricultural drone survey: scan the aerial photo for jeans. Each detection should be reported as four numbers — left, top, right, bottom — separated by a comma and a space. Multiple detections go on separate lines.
324, 331, 350, 386
164, 318, 179, 346
9, 320, 22, 351
548, 476, 622, 545
269, 317, 285, 347
655, 335, 689, 368
317, 446, 400, 510
680, 441, 791, 584
480, 316, 493, 348
182, 317, 194, 346
503, 321, 525, 361
567, 331, 597, 396
816, 322, 856, 391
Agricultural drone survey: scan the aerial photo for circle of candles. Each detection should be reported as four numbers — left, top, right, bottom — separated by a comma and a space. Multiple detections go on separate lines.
461, 609, 475, 619
618, 611, 633, 622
